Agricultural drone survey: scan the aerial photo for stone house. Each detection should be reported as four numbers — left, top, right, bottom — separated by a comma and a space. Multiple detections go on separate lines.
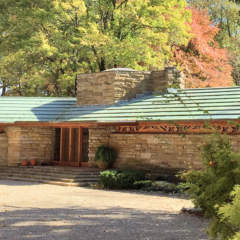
0, 67, 240, 173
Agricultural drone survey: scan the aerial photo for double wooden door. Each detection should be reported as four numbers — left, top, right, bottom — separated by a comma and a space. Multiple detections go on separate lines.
54, 127, 89, 167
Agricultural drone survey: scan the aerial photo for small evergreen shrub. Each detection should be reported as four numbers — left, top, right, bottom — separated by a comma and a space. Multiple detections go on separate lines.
181, 134, 240, 240
100, 169, 145, 189
94, 145, 117, 169
218, 185, 240, 240
133, 180, 153, 189
100, 171, 179, 193
150, 181, 178, 193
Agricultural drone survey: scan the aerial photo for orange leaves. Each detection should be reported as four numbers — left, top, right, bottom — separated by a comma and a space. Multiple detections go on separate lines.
173, 8, 233, 88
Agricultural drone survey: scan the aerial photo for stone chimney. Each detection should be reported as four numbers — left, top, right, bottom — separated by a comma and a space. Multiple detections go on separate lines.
151, 67, 185, 93
77, 67, 185, 106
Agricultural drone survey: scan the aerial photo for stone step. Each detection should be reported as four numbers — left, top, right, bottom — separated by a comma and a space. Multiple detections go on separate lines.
0, 166, 100, 174
0, 172, 99, 183
0, 176, 92, 187
0, 166, 101, 186
0, 168, 100, 178
32, 166, 99, 172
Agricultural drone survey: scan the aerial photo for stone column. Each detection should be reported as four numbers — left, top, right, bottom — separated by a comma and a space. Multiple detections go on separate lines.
88, 127, 111, 167
165, 66, 185, 89
5, 127, 22, 166
0, 131, 8, 166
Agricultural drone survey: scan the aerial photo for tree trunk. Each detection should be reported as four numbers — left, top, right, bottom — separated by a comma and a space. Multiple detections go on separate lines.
99, 58, 106, 71
1, 85, 6, 96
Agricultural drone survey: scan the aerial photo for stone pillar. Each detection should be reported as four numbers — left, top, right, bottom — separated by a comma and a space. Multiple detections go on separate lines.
151, 67, 185, 93
165, 66, 185, 89
0, 131, 8, 166
88, 127, 111, 167
5, 127, 22, 166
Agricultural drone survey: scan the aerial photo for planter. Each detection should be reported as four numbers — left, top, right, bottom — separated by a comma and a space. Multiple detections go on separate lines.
96, 161, 108, 170
30, 160, 37, 166
94, 145, 117, 170
21, 160, 28, 166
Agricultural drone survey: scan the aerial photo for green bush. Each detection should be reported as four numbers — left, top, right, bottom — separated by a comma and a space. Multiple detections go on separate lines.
133, 180, 153, 189
100, 169, 145, 189
218, 185, 240, 240
181, 134, 240, 240
151, 181, 178, 193
94, 145, 117, 169
100, 171, 179, 193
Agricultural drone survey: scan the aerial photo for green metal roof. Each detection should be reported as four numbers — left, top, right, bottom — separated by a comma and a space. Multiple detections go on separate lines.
0, 97, 76, 123
1, 87, 240, 123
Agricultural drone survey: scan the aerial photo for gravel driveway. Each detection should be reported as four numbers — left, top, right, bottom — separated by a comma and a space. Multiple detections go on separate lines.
0, 180, 208, 240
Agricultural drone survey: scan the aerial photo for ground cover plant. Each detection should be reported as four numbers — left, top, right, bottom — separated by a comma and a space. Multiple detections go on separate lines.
100, 169, 146, 189
100, 169, 179, 193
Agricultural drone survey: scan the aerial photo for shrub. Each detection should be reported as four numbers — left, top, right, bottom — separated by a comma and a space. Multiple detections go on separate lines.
181, 134, 240, 240
133, 180, 153, 189
94, 145, 117, 169
100, 169, 145, 189
150, 181, 178, 193
218, 185, 240, 240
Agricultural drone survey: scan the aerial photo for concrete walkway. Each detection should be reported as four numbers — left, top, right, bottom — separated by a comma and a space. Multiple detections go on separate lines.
0, 180, 208, 240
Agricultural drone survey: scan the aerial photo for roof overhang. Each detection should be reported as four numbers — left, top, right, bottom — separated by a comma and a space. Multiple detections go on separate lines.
1, 119, 240, 128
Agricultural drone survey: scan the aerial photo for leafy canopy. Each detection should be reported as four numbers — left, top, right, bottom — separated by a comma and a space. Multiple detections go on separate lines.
189, 0, 240, 85
0, 0, 191, 96
173, 8, 233, 88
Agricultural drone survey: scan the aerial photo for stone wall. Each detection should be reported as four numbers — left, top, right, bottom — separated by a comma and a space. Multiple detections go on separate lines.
5, 126, 55, 166
109, 134, 204, 170
88, 127, 240, 171
77, 72, 116, 105
77, 67, 184, 106
151, 67, 185, 92
77, 71, 151, 105
88, 128, 111, 167
0, 132, 8, 166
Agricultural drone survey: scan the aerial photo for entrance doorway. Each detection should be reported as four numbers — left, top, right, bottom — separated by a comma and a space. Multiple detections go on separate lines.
53, 127, 89, 167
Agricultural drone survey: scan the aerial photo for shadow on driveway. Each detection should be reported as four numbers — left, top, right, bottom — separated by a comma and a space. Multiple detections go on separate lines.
0, 207, 208, 240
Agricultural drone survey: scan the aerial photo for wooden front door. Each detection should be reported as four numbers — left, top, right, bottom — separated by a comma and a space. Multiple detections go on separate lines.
54, 127, 89, 167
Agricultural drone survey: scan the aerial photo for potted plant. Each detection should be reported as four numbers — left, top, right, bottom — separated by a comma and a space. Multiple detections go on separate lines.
30, 159, 37, 166
21, 160, 28, 166
94, 145, 117, 169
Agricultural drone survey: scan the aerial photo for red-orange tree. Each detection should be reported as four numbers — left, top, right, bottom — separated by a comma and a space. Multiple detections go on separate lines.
173, 8, 233, 88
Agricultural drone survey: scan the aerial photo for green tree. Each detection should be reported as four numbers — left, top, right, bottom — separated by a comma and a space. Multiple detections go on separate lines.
182, 134, 240, 239
219, 185, 240, 240
0, 0, 88, 96
0, 0, 191, 96
189, 0, 240, 85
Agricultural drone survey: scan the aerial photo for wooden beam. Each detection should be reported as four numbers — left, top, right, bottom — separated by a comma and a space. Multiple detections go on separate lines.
96, 122, 137, 127
2, 119, 240, 128
137, 120, 240, 126
115, 120, 240, 135
59, 128, 63, 163
68, 128, 72, 162
78, 127, 83, 167
4, 122, 96, 128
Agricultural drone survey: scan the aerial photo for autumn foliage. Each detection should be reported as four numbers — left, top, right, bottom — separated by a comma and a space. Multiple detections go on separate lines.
173, 8, 233, 88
